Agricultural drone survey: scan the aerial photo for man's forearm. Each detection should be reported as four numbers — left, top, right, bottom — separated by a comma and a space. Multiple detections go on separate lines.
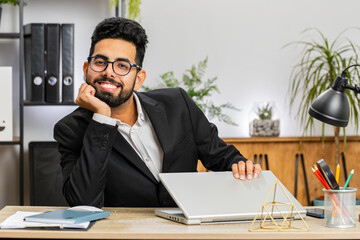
55, 119, 118, 207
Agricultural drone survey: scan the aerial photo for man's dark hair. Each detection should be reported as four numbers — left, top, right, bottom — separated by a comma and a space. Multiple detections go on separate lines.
89, 17, 148, 67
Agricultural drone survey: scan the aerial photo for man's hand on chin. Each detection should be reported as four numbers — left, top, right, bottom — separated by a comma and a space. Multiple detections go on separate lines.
76, 83, 111, 117
232, 160, 261, 180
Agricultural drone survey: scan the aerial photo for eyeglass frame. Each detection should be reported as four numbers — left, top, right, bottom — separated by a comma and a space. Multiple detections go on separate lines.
87, 56, 142, 76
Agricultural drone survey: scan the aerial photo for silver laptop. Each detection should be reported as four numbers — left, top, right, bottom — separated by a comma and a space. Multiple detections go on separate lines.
155, 170, 306, 224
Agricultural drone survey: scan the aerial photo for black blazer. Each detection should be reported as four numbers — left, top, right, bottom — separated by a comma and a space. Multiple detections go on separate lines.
53, 88, 247, 207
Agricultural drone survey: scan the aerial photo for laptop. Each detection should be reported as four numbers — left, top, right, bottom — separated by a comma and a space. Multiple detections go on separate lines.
155, 170, 306, 224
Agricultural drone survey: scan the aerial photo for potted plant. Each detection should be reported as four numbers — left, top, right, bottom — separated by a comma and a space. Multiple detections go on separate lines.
142, 57, 240, 126
249, 102, 280, 137
0, 0, 23, 27
109, 0, 141, 21
285, 28, 360, 165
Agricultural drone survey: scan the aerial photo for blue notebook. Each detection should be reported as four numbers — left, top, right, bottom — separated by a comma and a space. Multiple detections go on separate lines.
24, 208, 110, 224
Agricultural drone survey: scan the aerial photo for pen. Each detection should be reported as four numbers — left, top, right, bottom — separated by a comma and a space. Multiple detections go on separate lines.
311, 167, 342, 216
343, 169, 354, 190
313, 165, 331, 189
314, 164, 336, 219
335, 163, 340, 184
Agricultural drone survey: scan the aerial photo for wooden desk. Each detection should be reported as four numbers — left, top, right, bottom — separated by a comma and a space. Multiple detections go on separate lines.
0, 206, 359, 239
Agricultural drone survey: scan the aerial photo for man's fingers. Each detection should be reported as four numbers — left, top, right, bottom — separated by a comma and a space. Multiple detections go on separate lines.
78, 83, 88, 94
238, 161, 246, 180
232, 160, 262, 180
246, 160, 253, 179
231, 163, 240, 179
232, 161, 246, 180
76, 84, 95, 104
253, 163, 262, 178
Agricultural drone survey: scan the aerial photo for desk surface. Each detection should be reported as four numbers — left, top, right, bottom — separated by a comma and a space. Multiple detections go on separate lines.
0, 206, 359, 240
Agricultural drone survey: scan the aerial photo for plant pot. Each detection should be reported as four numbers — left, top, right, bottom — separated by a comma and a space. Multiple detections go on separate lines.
250, 119, 280, 137
0, 7, 2, 28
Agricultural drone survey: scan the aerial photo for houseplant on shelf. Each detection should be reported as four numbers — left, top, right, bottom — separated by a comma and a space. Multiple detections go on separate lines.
285, 28, 360, 165
109, 0, 141, 21
0, 0, 24, 28
142, 57, 240, 126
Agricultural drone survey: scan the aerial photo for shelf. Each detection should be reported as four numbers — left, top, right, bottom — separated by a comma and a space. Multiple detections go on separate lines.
223, 136, 360, 143
0, 33, 20, 39
0, 137, 21, 145
23, 102, 77, 106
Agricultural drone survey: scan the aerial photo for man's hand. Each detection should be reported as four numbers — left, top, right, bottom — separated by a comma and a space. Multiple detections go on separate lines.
75, 83, 111, 117
232, 161, 261, 180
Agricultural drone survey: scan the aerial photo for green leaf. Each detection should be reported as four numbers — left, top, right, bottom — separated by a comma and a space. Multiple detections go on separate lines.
285, 28, 360, 137
0, 0, 26, 6
142, 57, 240, 125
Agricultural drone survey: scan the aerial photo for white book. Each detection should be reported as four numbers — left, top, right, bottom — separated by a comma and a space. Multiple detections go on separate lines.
0, 206, 108, 229
0, 211, 89, 229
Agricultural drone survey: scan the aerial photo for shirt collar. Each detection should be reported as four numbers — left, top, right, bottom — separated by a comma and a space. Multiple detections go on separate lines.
133, 92, 145, 123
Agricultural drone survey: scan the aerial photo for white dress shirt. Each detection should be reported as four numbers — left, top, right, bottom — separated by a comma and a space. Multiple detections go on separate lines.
92, 93, 164, 181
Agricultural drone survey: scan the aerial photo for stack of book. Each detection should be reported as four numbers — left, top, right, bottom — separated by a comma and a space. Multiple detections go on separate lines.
0, 206, 110, 230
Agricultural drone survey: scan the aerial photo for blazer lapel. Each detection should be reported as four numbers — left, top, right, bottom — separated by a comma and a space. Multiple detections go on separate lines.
112, 132, 158, 184
137, 92, 173, 172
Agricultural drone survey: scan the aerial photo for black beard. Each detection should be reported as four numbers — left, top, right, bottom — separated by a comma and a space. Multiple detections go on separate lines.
88, 77, 136, 108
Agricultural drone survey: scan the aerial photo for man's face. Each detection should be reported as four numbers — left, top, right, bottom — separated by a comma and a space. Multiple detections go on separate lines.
84, 38, 144, 108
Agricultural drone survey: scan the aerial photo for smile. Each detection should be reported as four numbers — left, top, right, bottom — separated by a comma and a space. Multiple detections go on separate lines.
98, 81, 121, 93
102, 83, 117, 89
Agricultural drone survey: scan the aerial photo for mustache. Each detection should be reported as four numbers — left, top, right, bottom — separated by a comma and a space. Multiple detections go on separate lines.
93, 77, 123, 88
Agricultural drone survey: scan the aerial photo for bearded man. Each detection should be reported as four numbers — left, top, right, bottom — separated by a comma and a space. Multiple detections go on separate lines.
53, 17, 261, 208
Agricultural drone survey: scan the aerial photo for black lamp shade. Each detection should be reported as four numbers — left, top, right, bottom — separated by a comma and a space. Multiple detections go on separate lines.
308, 88, 350, 127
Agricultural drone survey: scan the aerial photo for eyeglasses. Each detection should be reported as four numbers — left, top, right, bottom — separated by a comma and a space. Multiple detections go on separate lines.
87, 56, 142, 76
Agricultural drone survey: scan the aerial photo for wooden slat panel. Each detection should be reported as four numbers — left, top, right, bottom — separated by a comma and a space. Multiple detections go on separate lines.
221, 137, 360, 206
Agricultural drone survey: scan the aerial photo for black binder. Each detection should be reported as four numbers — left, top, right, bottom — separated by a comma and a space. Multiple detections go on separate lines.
24, 23, 45, 103
61, 24, 75, 103
45, 24, 60, 103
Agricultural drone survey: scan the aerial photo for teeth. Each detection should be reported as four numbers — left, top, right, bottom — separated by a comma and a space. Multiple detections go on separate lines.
102, 83, 117, 89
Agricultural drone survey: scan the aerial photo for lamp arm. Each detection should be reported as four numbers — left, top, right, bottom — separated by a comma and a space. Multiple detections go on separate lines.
341, 64, 360, 77
338, 63, 360, 95
345, 84, 360, 96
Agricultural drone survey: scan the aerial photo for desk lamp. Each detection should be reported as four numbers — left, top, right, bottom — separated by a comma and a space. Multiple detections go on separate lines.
308, 64, 360, 127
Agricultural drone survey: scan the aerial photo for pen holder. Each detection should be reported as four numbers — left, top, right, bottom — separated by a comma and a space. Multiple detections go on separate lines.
323, 187, 357, 228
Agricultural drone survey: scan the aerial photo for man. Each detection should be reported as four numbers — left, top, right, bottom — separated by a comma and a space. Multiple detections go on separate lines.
54, 17, 261, 208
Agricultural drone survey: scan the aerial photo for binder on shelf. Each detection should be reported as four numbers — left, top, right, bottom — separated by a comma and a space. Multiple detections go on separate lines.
45, 24, 60, 103
61, 23, 75, 103
0, 67, 13, 141
24, 23, 45, 103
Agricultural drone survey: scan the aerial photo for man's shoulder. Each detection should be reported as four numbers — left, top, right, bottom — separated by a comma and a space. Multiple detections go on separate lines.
56, 107, 93, 127
137, 87, 187, 101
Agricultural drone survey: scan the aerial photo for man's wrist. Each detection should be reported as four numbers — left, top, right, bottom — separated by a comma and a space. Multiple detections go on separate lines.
95, 107, 111, 117
93, 113, 117, 126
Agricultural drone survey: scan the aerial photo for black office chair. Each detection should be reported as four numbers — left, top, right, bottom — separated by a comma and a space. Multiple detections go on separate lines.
29, 141, 68, 206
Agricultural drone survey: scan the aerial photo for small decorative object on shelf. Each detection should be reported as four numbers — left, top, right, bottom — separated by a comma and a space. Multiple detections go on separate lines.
249, 102, 280, 137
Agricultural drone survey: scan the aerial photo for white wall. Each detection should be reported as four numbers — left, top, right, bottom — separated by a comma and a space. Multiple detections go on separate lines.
0, 0, 359, 206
